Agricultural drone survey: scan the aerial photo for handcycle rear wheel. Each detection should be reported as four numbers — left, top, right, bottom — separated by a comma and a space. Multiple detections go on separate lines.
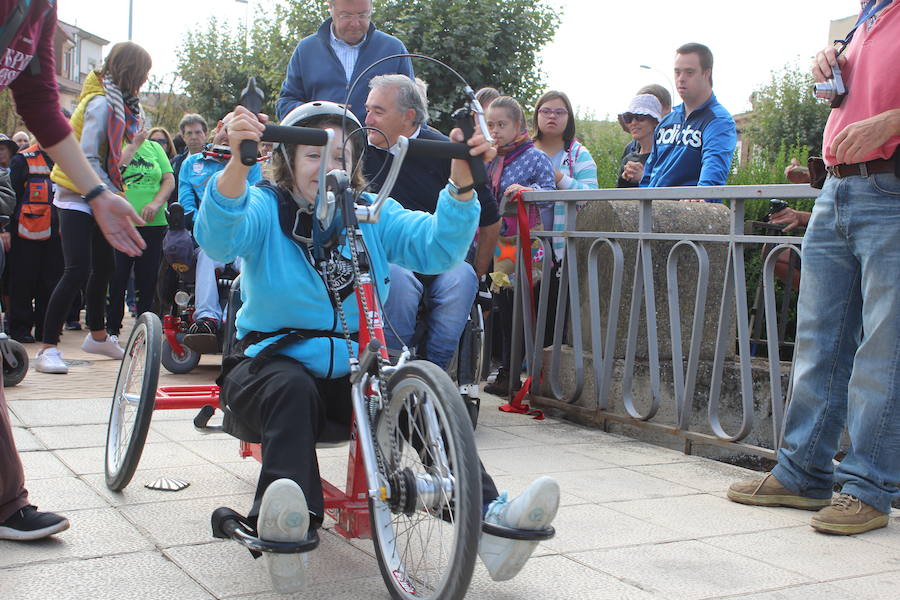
105, 312, 162, 491
370, 360, 481, 600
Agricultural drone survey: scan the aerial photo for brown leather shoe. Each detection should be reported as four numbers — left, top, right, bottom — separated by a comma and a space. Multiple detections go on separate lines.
727, 473, 832, 510
810, 493, 890, 535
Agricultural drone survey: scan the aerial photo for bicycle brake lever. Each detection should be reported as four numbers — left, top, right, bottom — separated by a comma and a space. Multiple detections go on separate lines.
463, 86, 494, 145
315, 129, 336, 227
452, 106, 488, 188
360, 136, 409, 224
238, 77, 264, 166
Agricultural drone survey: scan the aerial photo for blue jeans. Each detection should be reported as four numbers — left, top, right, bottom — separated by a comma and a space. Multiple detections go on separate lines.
772, 172, 900, 514
382, 262, 478, 370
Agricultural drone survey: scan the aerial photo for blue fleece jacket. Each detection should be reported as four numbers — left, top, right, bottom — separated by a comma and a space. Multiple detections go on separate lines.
178, 152, 262, 216
195, 176, 480, 379
640, 93, 736, 193
276, 18, 414, 123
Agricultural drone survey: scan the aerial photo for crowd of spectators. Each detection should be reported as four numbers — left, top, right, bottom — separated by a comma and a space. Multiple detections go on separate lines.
3, 0, 895, 547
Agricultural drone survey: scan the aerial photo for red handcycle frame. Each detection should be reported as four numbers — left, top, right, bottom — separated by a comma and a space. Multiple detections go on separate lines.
149, 272, 388, 540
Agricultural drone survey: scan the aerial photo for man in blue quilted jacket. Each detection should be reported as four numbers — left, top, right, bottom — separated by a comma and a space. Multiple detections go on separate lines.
275, 0, 414, 123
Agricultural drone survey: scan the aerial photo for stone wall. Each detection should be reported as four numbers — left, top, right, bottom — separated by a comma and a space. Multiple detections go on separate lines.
574, 199, 734, 362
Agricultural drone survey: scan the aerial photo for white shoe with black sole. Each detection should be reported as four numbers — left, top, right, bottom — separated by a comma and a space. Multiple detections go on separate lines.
258, 478, 310, 594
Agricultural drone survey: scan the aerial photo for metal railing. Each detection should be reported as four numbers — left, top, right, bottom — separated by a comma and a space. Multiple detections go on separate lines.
507, 184, 819, 459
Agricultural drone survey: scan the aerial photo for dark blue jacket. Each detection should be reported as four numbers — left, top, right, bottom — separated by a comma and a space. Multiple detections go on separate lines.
640, 93, 736, 192
276, 18, 414, 123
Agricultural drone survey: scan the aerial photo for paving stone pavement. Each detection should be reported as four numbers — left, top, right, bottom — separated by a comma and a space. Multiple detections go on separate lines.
2, 317, 898, 599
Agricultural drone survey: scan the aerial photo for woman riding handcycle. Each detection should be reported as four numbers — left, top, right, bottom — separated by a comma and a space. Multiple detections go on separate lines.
197, 100, 559, 596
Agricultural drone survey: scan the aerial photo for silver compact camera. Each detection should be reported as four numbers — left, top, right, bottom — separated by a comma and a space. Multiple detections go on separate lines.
813, 61, 847, 108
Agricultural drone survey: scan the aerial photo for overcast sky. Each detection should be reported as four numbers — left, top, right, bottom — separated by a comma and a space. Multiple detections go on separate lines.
60, 0, 856, 120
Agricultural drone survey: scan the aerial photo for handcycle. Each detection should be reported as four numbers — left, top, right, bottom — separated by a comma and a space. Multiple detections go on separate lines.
104, 77, 552, 599
156, 202, 240, 374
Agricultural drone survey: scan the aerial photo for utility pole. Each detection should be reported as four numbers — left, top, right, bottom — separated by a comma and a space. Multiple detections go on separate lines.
128, 0, 133, 41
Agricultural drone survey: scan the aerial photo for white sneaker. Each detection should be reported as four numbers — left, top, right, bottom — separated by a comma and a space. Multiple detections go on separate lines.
479, 476, 560, 581
35, 347, 68, 374
258, 478, 310, 594
81, 333, 125, 359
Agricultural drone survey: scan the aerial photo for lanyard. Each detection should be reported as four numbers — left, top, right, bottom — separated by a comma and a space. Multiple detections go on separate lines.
839, 0, 893, 49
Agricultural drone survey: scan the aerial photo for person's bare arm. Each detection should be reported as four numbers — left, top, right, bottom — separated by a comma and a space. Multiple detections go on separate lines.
829, 109, 900, 165
44, 133, 146, 256
769, 207, 811, 232
474, 220, 500, 278
140, 172, 175, 223
120, 127, 149, 169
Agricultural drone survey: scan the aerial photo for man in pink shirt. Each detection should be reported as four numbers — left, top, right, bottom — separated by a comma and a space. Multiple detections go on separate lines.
728, 0, 899, 535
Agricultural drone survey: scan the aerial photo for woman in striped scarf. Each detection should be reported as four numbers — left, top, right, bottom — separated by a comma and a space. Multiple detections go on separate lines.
38, 42, 152, 375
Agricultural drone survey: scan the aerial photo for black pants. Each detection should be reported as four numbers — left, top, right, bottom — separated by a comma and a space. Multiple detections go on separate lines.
106, 226, 165, 335
8, 235, 64, 339
42, 209, 115, 345
221, 355, 498, 526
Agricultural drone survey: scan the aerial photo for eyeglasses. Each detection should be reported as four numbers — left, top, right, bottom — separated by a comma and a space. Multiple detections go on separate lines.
334, 11, 372, 21
622, 114, 652, 124
537, 107, 568, 118
150, 138, 167, 146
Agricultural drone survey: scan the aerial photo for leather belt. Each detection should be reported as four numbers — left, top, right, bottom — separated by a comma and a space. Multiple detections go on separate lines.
827, 157, 896, 178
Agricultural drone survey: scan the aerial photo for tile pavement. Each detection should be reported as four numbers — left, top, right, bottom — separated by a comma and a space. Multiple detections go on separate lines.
1, 320, 898, 598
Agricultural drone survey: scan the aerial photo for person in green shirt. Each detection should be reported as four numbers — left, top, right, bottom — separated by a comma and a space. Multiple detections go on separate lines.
105, 133, 174, 335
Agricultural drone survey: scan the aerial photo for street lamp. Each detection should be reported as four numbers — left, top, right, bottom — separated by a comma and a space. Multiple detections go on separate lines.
639, 64, 675, 100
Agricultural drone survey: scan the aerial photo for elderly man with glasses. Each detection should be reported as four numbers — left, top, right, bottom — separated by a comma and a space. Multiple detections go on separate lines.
276, 0, 414, 123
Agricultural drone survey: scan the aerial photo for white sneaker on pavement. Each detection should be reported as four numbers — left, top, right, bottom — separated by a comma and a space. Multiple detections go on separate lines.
258, 478, 310, 594
35, 347, 68, 374
479, 476, 560, 581
81, 333, 124, 359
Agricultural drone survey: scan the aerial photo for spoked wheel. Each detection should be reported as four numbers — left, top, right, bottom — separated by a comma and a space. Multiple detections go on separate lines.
370, 360, 481, 600
161, 334, 200, 374
105, 312, 162, 491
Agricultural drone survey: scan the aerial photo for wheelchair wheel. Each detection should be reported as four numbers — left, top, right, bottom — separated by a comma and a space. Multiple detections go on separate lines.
370, 360, 481, 600
2, 338, 29, 387
161, 335, 201, 374
105, 312, 161, 491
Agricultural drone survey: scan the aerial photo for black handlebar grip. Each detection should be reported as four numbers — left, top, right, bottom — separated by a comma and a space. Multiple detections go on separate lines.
452, 107, 488, 188
239, 77, 264, 166
260, 125, 330, 146
406, 139, 471, 160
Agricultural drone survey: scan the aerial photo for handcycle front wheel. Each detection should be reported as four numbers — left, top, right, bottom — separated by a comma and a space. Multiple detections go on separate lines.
370, 360, 481, 600
161, 334, 201, 374
105, 312, 162, 491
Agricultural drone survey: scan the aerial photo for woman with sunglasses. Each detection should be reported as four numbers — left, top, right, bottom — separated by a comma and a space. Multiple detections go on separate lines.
616, 94, 663, 188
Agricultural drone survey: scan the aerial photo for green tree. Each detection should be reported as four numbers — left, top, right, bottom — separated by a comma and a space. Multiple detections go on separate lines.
745, 62, 831, 159
375, 0, 560, 130
175, 0, 559, 130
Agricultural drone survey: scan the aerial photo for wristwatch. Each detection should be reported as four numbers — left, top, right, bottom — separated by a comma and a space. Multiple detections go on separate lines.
447, 178, 476, 196
82, 183, 108, 203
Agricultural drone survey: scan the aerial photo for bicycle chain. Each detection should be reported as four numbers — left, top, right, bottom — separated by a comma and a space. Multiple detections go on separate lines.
324, 227, 397, 482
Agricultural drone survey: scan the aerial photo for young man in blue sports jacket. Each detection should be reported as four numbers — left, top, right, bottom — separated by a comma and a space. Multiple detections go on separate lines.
641, 43, 737, 198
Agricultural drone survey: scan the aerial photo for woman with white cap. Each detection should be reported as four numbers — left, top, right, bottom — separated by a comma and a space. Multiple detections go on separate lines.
616, 93, 663, 187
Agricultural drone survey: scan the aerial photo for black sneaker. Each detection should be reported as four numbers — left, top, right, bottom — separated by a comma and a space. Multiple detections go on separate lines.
0, 505, 70, 541
64, 321, 82, 331
188, 317, 219, 335
11, 334, 36, 344
483, 369, 522, 397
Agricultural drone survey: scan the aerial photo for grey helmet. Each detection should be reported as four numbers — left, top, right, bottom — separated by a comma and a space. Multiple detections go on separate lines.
278, 101, 362, 144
